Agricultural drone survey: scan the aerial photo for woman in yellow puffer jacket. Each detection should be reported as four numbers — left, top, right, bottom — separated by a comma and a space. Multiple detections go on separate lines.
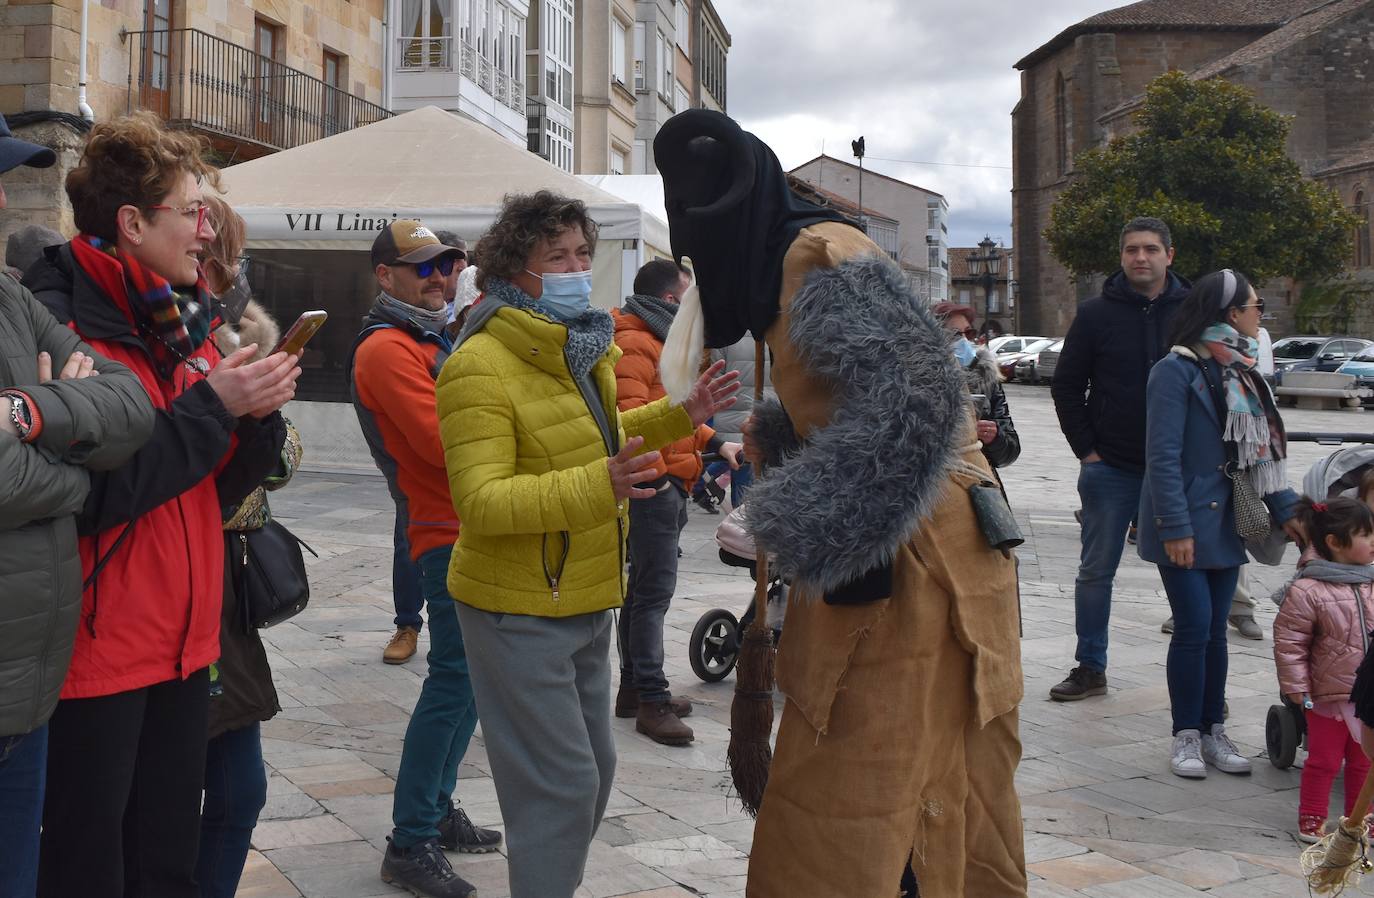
435, 191, 738, 898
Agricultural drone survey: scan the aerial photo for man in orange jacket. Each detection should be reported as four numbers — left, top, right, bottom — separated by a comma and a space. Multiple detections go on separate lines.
612, 259, 742, 745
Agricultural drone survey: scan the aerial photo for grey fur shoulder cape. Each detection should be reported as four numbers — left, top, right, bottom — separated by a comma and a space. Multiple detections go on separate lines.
745, 256, 965, 598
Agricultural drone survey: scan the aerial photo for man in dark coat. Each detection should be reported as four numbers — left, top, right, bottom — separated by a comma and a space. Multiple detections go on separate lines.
1048, 216, 1190, 701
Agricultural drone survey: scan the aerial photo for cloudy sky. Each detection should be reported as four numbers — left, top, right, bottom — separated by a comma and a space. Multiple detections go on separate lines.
715, 0, 1114, 248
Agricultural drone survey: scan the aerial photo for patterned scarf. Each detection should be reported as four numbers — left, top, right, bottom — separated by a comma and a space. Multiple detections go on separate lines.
1200, 322, 1288, 496
72, 235, 216, 378
622, 293, 679, 342
482, 276, 613, 379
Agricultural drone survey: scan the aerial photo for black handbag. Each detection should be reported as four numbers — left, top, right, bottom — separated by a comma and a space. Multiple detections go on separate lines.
232, 519, 318, 629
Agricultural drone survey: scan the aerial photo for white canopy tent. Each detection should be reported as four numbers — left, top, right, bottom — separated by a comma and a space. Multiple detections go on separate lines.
217, 105, 671, 308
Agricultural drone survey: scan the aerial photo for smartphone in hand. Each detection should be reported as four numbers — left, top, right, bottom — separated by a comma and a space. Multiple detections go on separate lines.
272, 310, 328, 356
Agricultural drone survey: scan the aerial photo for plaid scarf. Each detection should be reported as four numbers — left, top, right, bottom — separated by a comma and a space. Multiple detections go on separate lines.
1200, 322, 1287, 496
72, 235, 216, 378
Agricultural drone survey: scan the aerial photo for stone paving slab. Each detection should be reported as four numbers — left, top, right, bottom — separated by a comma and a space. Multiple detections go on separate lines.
239, 385, 1374, 896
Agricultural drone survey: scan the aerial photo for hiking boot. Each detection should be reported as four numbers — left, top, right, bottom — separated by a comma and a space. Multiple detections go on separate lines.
1161, 616, 1174, 634
615, 687, 692, 719
1049, 667, 1107, 702
1170, 729, 1206, 779
436, 801, 502, 853
384, 626, 420, 664
1228, 613, 1263, 640
636, 700, 694, 746
1200, 723, 1251, 774
380, 837, 476, 898
1298, 814, 1327, 844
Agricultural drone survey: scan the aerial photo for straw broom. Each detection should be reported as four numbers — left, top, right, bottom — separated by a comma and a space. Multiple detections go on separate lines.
1302, 766, 1374, 893
727, 339, 776, 816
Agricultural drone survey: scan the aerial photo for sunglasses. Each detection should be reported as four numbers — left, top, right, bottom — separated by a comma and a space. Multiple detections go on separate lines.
403, 257, 457, 279
1238, 298, 1266, 313
953, 327, 978, 340
150, 203, 210, 231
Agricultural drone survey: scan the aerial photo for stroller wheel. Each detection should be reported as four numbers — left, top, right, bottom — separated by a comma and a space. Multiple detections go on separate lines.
690, 608, 740, 683
1266, 703, 1300, 769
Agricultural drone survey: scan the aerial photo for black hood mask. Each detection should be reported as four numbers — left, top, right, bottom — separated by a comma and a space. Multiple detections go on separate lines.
654, 109, 850, 347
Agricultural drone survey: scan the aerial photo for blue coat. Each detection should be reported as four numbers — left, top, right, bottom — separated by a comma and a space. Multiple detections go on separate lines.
1137, 351, 1298, 570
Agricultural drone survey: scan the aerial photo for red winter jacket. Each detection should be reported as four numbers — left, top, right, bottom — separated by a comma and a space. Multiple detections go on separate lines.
1274, 576, 1374, 704
24, 242, 285, 699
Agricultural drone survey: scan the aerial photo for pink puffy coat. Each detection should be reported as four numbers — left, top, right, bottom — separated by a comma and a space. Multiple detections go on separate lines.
1273, 577, 1374, 703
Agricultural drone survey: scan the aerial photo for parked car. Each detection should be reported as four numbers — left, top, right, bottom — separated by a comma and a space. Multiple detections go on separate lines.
1028, 339, 1066, 384
1336, 347, 1374, 406
988, 335, 1046, 356
1270, 335, 1372, 384
1001, 338, 1056, 381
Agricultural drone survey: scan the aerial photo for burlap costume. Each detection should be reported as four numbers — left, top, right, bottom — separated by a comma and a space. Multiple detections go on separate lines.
654, 112, 1027, 898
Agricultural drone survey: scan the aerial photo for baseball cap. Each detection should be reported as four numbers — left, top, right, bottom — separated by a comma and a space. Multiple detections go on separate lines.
371, 220, 460, 267
0, 114, 57, 174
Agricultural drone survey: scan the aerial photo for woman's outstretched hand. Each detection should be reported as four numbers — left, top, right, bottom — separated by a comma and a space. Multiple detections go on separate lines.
608, 436, 662, 501
682, 359, 741, 428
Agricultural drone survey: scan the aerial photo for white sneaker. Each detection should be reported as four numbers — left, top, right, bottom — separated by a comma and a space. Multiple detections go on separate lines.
1170, 729, 1206, 778
1201, 724, 1252, 774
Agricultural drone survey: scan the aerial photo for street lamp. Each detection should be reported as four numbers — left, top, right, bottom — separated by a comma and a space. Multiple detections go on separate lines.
967, 235, 1002, 331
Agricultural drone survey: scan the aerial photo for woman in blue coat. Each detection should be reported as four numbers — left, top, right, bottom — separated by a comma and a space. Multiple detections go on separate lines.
1137, 269, 1301, 779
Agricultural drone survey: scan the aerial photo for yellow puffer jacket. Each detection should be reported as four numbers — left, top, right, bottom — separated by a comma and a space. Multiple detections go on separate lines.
437, 305, 693, 617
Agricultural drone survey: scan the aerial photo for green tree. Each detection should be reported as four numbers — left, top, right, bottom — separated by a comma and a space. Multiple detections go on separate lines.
1046, 71, 1357, 283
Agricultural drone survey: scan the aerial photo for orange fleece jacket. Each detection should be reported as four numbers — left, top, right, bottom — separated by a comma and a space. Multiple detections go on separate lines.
353, 329, 460, 559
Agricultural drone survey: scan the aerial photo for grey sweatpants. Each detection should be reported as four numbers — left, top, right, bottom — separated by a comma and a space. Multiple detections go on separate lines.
454, 604, 616, 898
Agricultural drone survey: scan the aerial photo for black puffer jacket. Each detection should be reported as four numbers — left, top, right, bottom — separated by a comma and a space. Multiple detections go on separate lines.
965, 348, 1020, 469
0, 274, 154, 736
1050, 270, 1191, 472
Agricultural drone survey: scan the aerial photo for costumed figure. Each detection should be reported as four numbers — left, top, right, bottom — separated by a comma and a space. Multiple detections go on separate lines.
654, 109, 1028, 898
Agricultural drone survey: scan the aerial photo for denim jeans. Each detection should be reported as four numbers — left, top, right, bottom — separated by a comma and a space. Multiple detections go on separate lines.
391, 545, 479, 849
1158, 565, 1239, 735
1073, 461, 1143, 673
619, 485, 688, 704
198, 723, 267, 898
0, 724, 46, 898
393, 500, 425, 631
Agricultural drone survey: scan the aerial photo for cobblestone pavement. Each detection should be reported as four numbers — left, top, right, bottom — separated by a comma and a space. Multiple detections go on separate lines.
236, 385, 1374, 897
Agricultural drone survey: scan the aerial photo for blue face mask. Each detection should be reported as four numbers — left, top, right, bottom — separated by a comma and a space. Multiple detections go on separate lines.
952, 336, 977, 367
528, 269, 593, 320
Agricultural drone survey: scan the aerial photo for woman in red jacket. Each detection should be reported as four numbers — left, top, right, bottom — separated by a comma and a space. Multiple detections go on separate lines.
22, 112, 300, 898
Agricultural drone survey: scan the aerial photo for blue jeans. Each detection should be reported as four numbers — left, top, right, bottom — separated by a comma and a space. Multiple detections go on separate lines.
703, 461, 753, 507
619, 486, 689, 704
1159, 565, 1239, 735
198, 723, 267, 898
391, 545, 479, 849
1073, 461, 1143, 673
394, 501, 425, 631
0, 724, 46, 898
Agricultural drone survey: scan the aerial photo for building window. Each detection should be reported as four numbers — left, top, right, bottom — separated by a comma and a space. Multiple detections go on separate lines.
674, 83, 690, 114
1055, 72, 1069, 175
927, 208, 938, 229
254, 18, 282, 126
633, 22, 646, 91
675, 0, 689, 52
959, 288, 970, 304
541, 0, 573, 112
508, 12, 523, 85
988, 289, 1001, 314
610, 147, 626, 175
632, 138, 647, 174
1356, 189, 1371, 269
928, 246, 939, 270
400, 0, 452, 67
142, 0, 172, 100
657, 30, 672, 98
322, 50, 345, 132
612, 18, 627, 85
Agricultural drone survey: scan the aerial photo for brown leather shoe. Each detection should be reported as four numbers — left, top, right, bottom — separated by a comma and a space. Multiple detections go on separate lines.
636, 700, 694, 746
615, 687, 692, 719
383, 626, 419, 664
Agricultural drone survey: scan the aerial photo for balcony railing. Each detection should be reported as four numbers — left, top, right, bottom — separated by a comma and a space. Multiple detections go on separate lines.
396, 36, 452, 71
125, 28, 392, 154
393, 35, 523, 113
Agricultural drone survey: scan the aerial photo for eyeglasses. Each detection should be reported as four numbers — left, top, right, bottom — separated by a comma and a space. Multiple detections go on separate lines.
1239, 298, 1266, 313
150, 203, 210, 231
950, 326, 978, 340
405, 257, 457, 279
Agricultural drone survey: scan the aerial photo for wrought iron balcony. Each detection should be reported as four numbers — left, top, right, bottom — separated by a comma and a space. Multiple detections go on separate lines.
124, 28, 392, 155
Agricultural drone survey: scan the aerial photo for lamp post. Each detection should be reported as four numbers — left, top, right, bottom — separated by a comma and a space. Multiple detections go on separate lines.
852, 136, 865, 232
966, 235, 1002, 333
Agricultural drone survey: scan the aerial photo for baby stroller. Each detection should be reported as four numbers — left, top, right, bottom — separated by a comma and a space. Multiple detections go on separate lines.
1265, 433, 1374, 769
688, 503, 787, 682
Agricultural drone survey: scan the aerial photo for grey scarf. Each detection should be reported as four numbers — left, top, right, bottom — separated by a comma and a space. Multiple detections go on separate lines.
622, 293, 679, 342
1301, 560, 1374, 585
376, 291, 450, 335
481, 276, 613, 379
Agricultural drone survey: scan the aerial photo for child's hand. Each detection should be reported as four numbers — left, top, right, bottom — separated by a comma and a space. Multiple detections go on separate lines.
1287, 692, 1306, 705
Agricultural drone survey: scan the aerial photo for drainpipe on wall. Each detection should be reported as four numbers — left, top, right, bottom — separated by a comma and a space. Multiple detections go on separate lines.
77, 0, 94, 121
382, 1, 392, 111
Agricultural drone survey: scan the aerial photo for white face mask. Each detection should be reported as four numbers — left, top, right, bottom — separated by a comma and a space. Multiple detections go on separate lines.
527, 269, 593, 320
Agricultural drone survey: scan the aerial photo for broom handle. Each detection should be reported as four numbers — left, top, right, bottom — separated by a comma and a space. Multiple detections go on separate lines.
753, 339, 769, 626
1342, 765, 1374, 828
